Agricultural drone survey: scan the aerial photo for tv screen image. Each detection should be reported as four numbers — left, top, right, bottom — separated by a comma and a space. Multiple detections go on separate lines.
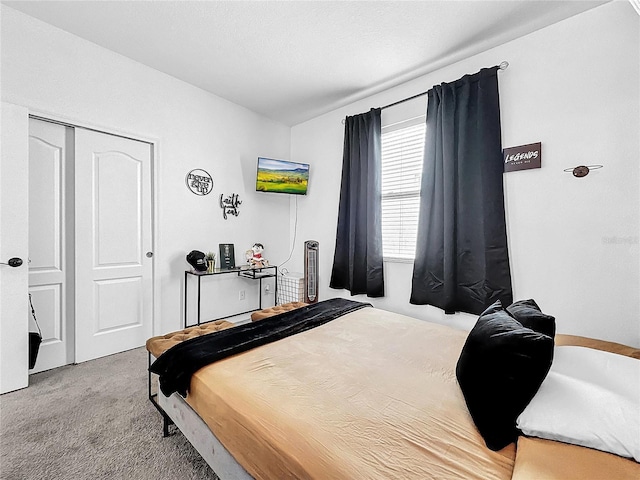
256, 157, 309, 195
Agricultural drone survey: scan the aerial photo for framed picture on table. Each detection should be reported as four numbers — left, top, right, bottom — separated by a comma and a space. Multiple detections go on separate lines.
219, 244, 236, 269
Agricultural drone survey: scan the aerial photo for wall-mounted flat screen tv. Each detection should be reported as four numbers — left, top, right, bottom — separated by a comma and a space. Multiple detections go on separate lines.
256, 157, 309, 195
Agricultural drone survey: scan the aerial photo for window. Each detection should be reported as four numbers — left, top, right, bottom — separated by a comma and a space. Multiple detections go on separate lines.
381, 117, 425, 261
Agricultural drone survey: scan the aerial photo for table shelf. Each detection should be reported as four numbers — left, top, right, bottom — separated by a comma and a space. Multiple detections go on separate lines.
184, 266, 277, 327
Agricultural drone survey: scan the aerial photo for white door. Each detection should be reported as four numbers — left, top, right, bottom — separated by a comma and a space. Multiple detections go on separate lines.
28, 119, 74, 373
0, 103, 29, 394
74, 129, 153, 363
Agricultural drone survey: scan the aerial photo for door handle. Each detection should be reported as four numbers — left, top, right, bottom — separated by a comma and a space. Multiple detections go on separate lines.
1, 257, 23, 267
146, 252, 153, 258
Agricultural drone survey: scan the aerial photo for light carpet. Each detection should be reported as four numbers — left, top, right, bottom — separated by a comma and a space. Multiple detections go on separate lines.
0, 347, 218, 479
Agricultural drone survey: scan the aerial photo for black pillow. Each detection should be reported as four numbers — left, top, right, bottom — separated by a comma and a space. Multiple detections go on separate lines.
455, 300, 554, 451
506, 299, 556, 338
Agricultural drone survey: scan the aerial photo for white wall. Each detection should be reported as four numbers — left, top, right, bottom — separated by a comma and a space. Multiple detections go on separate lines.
290, 1, 640, 347
1, 5, 291, 337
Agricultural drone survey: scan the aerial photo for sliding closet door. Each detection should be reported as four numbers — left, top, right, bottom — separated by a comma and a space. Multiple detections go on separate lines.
74, 129, 153, 363
28, 119, 74, 373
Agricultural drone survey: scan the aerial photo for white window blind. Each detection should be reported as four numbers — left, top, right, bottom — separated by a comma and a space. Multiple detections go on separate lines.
381, 117, 425, 261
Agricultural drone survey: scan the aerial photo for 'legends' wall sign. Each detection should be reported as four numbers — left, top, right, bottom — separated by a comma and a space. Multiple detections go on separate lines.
503, 142, 541, 172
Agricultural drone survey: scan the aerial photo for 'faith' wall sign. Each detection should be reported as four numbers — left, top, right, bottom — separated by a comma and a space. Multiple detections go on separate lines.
503, 142, 541, 172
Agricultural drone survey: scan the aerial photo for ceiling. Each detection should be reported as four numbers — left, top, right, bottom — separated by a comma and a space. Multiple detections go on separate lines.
3, 1, 608, 126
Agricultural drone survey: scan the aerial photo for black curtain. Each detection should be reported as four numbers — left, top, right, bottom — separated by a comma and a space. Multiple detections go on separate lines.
410, 67, 512, 314
330, 108, 384, 297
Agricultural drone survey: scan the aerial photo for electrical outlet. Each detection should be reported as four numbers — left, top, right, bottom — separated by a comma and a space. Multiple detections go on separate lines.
238, 290, 245, 301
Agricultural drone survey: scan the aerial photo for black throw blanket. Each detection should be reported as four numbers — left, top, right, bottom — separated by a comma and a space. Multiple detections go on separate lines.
150, 298, 371, 397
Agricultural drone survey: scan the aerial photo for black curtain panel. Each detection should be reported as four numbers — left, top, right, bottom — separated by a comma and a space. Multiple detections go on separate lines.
410, 67, 512, 314
330, 108, 384, 297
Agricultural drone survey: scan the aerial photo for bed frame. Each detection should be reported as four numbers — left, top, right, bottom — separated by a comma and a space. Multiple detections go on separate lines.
148, 353, 252, 479
157, 382, 252, 479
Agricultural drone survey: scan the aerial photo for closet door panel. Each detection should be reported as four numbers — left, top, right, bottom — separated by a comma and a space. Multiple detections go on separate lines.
28, 118, 73, 373
75, 129, 152, 363
94, 152, 142, 266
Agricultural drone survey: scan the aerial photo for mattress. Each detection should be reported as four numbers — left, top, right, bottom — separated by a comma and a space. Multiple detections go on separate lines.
512, 436, 640, 480
184, 307, 516, 480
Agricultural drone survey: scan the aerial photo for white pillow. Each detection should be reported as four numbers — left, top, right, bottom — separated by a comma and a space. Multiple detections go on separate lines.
516, 346, 640, 462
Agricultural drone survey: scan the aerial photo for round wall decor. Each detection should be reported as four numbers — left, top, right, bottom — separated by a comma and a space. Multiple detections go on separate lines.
186, 169, 213, 195
563, 165, 603, 178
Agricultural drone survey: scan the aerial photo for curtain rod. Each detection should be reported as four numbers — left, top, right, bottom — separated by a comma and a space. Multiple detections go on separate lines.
340, 61, 509, 124
379, 61, 509, 111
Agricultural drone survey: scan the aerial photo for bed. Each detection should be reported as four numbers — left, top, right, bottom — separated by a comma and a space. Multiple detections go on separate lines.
148, 299, 640, 479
